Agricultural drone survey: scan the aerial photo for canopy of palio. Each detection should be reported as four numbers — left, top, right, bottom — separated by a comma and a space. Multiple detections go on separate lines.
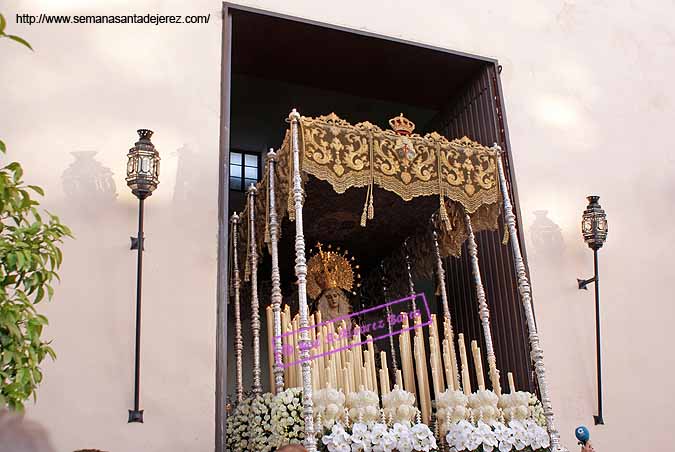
238, 112, 502, 291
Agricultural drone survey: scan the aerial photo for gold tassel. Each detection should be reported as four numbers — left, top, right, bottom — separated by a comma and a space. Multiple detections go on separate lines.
367, 193, 374, 220
439, 196, 451, 231
502, 223, 509, 245
287, 191, 295, 221
361, 182, 372, 227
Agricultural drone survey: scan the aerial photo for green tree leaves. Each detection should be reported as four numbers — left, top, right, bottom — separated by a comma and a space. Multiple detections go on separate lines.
1, 25, 70, 408
0, 156, 72, 410
0, 14, 33, 51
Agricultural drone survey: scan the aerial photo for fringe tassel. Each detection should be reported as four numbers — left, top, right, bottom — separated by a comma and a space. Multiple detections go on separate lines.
502, 223, 509, 245
439, 196, 451, 231
360, 183, 372, 227
287, 191, 295, 221
367, 193, 374, 220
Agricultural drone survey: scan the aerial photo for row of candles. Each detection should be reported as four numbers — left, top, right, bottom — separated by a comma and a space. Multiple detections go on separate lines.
265, 304, 519, 425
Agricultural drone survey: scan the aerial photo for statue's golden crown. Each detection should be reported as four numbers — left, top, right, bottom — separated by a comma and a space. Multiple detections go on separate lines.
389, 113, 415, 136
306, 243, 359, 300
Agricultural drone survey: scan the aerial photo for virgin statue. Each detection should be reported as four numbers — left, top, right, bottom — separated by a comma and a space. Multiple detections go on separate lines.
306, 243, 358, 322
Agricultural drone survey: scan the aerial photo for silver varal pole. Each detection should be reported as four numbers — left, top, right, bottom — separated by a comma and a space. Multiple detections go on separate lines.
381, 262, 398, 372
495, 147, 565, 451
289, 109, 317, 452
230, 213, 244, 403
247, 184, 262, 395
432, 226, 460, 390
464, 213, 501, 396
267, 149, 285, 394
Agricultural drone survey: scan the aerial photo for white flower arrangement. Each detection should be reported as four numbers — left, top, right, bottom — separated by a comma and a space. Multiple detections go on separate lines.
382, 385, 419, 426
226, 396, 253, 451
527, 393, 547, 428
436, 389, 469, 436
314, 387, 346, 429
320, 421, 437, 452
271, 387, 306, 447
250, 392, 276, 452
468, 389, 500, 424
346, 388, 380, 423
445, 419, 550, 452
498, 391, 530, 423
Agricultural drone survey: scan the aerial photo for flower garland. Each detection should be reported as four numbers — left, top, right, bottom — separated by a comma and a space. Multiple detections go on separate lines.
445, 419, 550, 452
321, 421, 437, 452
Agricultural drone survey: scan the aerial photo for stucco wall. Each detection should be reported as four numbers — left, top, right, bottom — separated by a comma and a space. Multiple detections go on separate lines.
2, 0, 674, 451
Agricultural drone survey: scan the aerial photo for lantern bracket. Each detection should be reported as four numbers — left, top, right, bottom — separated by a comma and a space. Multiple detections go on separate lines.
577, 276, 596, 290
130, 235, 145, 251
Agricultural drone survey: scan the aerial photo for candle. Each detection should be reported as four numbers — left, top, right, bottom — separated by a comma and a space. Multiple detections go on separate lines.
442, 339, 455, 391
444, 318, 461, 391
344, 367, 351, 394
429, 315, 445, 395
367, 336, 377, 393
379, 368, 389, 397
508, 372, 516, 393
396, 369, 404, 388
414, 315, 431, 420
400, 313, 417, 397
414, 336, 431, 424
458, 334, 471, 395
471, 341, 485, 390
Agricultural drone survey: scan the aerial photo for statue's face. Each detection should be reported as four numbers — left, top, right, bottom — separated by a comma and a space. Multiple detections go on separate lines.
323, 288, 344, 309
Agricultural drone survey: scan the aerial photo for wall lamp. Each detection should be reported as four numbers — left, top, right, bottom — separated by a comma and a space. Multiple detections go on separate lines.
577, 195, 608, 425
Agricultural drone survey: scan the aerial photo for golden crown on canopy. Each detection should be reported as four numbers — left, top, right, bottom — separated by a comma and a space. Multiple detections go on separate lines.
306, 243, 360, 300
389, 113, 415, 136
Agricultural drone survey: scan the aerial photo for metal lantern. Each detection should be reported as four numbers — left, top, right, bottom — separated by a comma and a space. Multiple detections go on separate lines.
581, 196, 608, 250
126, 129, 160, 423
126, 129, 160, 199
577, 194, 608, 426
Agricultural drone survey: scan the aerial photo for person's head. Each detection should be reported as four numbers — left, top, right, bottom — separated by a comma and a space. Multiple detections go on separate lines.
276, 445, 307, 452
323, 287, 345, 309
0, 409, 55, 452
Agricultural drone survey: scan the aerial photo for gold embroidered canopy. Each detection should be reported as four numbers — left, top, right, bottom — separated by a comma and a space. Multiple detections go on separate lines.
289, 113, 500, 223
241, 112, 502, 264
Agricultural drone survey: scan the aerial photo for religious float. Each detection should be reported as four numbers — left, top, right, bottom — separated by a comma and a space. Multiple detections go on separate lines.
225, 110, 565, 452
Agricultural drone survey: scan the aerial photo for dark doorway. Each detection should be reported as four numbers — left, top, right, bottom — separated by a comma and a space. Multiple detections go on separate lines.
218, 4, 534, 451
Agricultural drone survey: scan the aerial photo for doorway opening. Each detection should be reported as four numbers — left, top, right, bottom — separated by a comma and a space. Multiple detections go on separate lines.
219, 4, 534, 449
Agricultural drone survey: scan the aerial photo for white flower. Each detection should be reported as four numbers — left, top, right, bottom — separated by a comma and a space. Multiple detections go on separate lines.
383, 387, 418, 425
272, 387, 305, 447
346, 389, 381, 423
410, 423, 437, 451
322, 423, 353, 452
